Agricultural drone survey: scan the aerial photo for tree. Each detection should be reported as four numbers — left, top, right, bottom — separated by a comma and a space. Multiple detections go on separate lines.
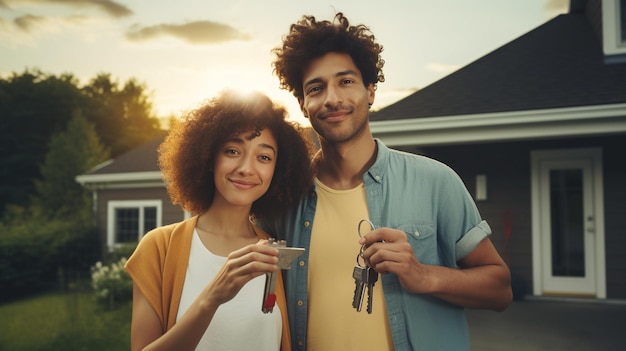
0, 70, 163, 217
0, 70, 85, 214
82, 73, 162, 157
32, 110, 110, 219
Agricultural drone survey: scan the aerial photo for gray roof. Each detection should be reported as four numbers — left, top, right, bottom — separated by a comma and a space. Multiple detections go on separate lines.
87, 131, 166, 175
370, 11, 626, 121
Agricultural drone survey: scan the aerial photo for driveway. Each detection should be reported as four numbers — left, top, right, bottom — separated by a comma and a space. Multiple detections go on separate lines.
467, 298, 626, 351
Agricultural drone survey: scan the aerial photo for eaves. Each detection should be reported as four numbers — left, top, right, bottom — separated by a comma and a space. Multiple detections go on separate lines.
75, 171, 164, 190
371, 103, 626, 147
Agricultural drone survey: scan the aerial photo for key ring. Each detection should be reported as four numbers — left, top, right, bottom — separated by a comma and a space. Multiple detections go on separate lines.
357, 219, 376, 238
357, 219, 376, 262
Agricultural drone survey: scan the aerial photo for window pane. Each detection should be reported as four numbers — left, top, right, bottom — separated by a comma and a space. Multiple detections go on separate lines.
144, 206, 158, 234
115, 208, 139, 243
549, 169, 584, 277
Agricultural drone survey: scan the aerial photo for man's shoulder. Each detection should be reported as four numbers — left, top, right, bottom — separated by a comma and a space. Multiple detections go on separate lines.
387, 147, 450, 170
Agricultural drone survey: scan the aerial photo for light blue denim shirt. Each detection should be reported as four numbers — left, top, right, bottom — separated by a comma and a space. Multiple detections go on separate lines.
263, 139, 490, 351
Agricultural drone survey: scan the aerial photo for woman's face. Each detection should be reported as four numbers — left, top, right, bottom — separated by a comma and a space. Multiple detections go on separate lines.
212, 128, 277, 209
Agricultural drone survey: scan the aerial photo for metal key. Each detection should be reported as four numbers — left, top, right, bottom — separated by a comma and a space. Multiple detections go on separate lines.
261, 239, 305, 313
365, 266, 379, 314
352, 264, 368, 311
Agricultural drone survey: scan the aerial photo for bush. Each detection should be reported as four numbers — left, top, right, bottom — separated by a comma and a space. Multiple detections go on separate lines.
90, 257, 132, 309
0, 214, 98, 303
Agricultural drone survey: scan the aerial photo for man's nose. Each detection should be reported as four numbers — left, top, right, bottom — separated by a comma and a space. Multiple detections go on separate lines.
324, 84, 343, 108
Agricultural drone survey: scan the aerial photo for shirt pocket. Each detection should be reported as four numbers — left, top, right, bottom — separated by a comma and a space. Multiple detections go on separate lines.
396, 222, 439, 265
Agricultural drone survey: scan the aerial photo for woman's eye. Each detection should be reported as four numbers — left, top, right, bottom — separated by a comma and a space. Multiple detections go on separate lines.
225, 148, 239, 155
259, 155, 272, 162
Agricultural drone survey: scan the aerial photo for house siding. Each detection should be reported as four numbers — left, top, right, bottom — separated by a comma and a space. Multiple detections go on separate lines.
393, 133, 626, 299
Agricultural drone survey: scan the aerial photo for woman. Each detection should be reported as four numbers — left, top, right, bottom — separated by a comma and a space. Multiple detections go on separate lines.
125, 89, 313, 351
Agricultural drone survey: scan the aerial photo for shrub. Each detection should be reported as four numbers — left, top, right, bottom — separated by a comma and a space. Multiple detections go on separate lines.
90, 257, 132, 309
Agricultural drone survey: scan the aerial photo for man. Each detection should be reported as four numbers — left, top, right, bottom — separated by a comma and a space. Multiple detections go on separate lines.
266, 12, 512, 351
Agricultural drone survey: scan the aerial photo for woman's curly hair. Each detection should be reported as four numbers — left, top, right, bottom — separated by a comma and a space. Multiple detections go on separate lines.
158, 89, 314, 222
272, 12, 385, 100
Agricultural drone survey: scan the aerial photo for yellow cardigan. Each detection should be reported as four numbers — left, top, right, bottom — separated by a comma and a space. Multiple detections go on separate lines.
125, 216, 291, 351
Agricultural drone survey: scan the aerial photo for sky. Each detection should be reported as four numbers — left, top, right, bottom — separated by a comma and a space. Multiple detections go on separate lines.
0, 0, 569, 127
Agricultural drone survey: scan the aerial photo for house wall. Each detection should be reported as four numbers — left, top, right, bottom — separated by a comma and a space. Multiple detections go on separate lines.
396, 133, 626, 299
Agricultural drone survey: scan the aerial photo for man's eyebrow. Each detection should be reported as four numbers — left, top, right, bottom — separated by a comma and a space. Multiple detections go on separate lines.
303, 70, 359, 88
336, 69, 359, 78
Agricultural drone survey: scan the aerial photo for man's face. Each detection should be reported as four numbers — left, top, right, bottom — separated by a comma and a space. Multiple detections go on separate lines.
299, 52, 375, 144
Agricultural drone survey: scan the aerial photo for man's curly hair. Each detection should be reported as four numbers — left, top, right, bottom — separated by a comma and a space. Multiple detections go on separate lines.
272, 12, 385, 100
158, 89, 314, 222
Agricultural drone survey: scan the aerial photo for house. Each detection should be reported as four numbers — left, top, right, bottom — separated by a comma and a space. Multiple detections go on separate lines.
76, 131, 188, 256
77, 0, 626, 300
369, 0, 626, 300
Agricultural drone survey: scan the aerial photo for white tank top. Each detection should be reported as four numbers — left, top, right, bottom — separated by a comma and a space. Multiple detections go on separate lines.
176, 229, 282, 351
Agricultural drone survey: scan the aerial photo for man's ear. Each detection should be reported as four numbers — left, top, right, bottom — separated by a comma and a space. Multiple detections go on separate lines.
367, 83, 376, 107
298, 97, 308, 118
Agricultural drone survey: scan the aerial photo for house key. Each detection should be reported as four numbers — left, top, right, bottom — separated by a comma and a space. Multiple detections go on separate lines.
262, 238, 305, 313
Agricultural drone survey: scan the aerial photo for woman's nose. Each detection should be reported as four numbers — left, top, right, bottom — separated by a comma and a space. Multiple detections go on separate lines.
236, 155, 254, 174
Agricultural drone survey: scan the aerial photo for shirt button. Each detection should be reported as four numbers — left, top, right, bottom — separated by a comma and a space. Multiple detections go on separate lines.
298, 340, 304, 347
303, 221, 310, 227
375, 175, 381, 180
299, 260, 305, 267
297, 300, 304, 307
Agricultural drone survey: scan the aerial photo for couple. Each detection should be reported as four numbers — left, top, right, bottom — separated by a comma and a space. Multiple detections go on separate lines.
125, 12, 512, 351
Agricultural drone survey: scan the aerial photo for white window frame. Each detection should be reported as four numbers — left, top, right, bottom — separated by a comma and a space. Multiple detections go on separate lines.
107, 200, 162, 249
602, 0, 626, 55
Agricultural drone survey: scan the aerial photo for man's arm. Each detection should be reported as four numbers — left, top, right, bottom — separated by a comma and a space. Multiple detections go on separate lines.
360, 229, 512, 311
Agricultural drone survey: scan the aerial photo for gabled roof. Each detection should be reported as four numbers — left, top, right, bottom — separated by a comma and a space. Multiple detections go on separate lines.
370, 12, 626, 122
76, 132, 165, 187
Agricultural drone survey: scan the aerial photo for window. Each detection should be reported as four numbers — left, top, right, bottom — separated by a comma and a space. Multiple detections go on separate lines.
107, 200, 162, 249
603, 0, 626, 56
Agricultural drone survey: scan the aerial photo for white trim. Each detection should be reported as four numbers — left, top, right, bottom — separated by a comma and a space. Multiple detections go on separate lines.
76, 171, 163, 185
106, 200, 163, 250
530, 148, 606, 299
602, 0, 626, 56
371, 103, 626, 147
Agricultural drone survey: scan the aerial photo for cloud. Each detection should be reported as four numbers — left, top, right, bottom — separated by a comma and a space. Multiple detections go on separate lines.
2, 0, 132, 18
13, 13, 45, 31
544, 0, 569, 12
126, 20, 251, 45
426, 62, 461, 73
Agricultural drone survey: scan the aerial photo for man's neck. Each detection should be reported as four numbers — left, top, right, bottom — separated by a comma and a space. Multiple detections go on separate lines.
316, 136, 377, 190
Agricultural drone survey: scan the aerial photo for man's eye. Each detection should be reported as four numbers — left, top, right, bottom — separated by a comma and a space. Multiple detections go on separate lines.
341, 78, 354, 85
306, 86, 321, 94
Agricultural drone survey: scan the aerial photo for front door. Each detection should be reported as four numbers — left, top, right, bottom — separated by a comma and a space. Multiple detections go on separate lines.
531, 148, 606, 298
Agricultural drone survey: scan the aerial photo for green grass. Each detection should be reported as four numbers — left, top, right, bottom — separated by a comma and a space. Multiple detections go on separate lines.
0, 289, 131, 351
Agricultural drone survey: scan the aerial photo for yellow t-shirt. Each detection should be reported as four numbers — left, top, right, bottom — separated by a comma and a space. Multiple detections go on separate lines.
307, 179, 393, 351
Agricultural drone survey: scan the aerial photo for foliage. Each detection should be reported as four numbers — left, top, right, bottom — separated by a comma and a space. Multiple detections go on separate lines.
0, 290, 131, 351
0, 69, 163, 216
32, 111, 110, 219
0, 70, 84, 213
91, 257, 133, 310
0, 212, 98, 303
0, 110, 107, 302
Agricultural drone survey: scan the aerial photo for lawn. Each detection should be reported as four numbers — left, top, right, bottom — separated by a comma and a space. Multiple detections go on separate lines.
0, 289, 131, 351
